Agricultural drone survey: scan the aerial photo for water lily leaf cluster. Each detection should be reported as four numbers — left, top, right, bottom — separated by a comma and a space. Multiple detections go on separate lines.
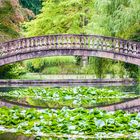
0, 87, 136, 108
0, 107, 140, 138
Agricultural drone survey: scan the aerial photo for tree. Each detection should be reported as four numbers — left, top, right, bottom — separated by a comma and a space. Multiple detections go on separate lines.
0, 0, 34, 42
89, 0, 140, 38
22, 0, 140, 78
19, 0, 42, 15
22, 0, 95, 36
88, 0, 140, 78
0, 0, 34, 79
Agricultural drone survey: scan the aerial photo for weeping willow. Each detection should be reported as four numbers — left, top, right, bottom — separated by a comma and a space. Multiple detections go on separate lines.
91, 0, 140, 38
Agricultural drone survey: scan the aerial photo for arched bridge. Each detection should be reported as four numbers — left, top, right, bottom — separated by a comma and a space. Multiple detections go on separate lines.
0, 34, 140, 66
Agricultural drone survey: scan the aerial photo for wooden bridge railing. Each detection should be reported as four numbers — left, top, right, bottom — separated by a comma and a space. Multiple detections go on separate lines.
0, 34, 140, 61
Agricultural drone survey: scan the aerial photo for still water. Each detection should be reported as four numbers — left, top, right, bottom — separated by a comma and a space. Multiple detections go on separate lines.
0, 84, 139, 140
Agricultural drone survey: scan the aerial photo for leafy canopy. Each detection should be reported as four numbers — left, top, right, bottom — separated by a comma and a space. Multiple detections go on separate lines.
22, 0, 95, 37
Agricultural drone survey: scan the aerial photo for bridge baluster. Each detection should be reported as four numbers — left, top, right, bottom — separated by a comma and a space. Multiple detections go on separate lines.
62, 36, 67, 48
97, 37, 103, 50
8, 41, 13, 54
30, 38, 35, 48
57, 36, 61, 48
85, 36, 89, 48
38, 38, 42, 48
40, 37, 44, 48
24, 39, 28, 49
98, 37, 104, 50
132, 43, 137, 55
75, 36, 80, 48
32, 38, 37, 49
106, 39, 112, 51
15, 40, 20, 53
1, 42, 8, 56
69, 36, 73, 48
89, 36, 93, 49
34, 38, 39, 49
46, 36, 50, 49
93, 37, 98, 49
137, 43, 140, 56
50, 36, 54, 48
136, 43, 140, 56
58, 36, 62, 48
39, 37, 43, 48
45, 36, 49, 48
52, 36, 55, 48
14, 41, 19, 54
5, 42, 11, 55
69, 35, 73, 48
58, 36, 61, 48
114, 40, 120, 52
0, 43, 3, 56
102, 38, 107, 50
80, 36, 84, 48
43, 37, 46, 47
119, 40, 124, 53
31, 38, 36, 48
44, 37, 48, 48
96, 37, 100, 49
100, 38, 105, 50
54, 36, 58, 48
21, 39, 26, 50
127, 42, 133, 54
111, 39, 115, 52
67, 35, 71, 48
25, 39, 30, 52
124, 41, 128, 54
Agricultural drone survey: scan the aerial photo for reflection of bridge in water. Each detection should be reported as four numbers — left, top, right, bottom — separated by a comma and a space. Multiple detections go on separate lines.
0, 34, 140, 66
0, 96, 140, 113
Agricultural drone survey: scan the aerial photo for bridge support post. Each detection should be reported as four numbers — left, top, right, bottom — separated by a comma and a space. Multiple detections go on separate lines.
82, 56, 88, 67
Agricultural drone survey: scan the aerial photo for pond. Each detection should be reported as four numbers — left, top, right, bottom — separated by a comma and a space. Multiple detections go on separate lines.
0, 84, 139, 108
0, 83, 139, 140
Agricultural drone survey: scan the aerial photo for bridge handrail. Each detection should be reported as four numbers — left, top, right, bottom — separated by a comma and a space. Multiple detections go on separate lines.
1, 34, 140, 45
0, 34, 140, 66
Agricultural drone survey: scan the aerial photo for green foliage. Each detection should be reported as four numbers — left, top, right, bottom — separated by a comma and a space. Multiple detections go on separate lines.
88, 0, 140, 78
24, 56, 76, 72
1, 87, 136, 108
89, 57, 109, 78
19, 0, 42, 15
0, 1, 19, 40
91, 0, 140, 38
0, 63, 26, 79
22, 0, 95, 36
124, 64, 139, 80
0, 106, 140, 138
21, 0, 140, 78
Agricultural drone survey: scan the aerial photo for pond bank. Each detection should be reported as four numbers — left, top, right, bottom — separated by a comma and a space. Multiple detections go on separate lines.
0, 78, 136, 87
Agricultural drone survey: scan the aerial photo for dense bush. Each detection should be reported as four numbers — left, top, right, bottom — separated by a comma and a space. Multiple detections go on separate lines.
0, 63, 26, 79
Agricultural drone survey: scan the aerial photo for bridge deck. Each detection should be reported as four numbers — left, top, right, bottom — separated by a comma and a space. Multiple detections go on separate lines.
0, 34, 140, 66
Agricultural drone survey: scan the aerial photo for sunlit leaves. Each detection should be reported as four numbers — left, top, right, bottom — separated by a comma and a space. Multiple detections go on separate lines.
0, 107, 140, 137
0, 87, 136, 108
92, 0, 140, 38
22, 0, 95, 37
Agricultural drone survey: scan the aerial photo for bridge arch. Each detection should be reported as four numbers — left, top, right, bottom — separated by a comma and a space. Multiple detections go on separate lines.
0, 34, 140, 66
